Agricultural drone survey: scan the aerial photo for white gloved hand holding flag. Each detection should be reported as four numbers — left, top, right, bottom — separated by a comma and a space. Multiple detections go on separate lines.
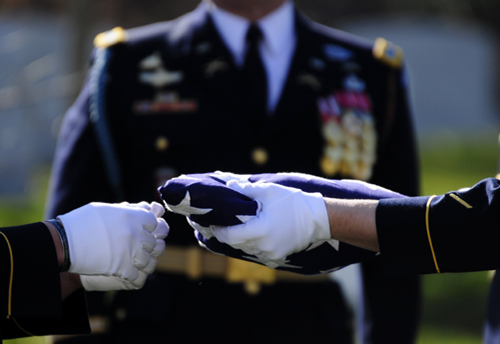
159, 171, 400, 275
58, 201, 169, 291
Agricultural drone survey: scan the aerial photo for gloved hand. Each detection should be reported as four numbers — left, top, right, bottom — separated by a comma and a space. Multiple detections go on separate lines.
199, 180, 331, 261
59, 201, 169, 284
160, 172, 402, 275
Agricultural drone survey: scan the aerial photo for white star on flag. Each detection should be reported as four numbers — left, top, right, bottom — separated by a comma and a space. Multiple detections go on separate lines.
243, 255, 303, 270
306, 239, 340, 252
165, 191, 212, 217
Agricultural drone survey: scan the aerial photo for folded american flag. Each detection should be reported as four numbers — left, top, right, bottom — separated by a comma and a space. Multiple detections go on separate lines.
159, 171, 406, 275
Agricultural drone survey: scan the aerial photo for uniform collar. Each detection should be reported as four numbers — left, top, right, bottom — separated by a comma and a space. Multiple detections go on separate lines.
207, 1, 295, 65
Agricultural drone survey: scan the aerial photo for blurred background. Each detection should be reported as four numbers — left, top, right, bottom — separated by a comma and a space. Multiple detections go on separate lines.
1, 0, 500, 343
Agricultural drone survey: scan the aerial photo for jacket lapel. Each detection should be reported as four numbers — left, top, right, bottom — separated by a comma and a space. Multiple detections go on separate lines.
268, 10, 327, 133
179, 10, 245, 114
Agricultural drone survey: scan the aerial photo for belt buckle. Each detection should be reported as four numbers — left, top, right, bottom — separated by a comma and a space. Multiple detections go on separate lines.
226, 257, 276, 295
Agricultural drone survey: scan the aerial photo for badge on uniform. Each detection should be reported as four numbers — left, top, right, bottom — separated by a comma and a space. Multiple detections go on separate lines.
139, 52, 184, 88
134, 91, 197, 114
323, 44, 354, 62
134, 52, 198, 114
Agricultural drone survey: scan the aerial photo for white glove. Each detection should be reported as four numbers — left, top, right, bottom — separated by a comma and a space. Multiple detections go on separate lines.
204, 180, 331, 261
59, 202, 169, 282
128, 201, 168, 259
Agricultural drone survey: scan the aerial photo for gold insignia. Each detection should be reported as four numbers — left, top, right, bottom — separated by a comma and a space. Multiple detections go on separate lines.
373, 37, 404, 69
252, 147, 268, 165
156, 136, 169, 151
94, 27, 128, 48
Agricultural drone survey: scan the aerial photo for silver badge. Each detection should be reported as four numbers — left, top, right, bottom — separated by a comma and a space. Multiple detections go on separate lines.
138, 52, 184, 88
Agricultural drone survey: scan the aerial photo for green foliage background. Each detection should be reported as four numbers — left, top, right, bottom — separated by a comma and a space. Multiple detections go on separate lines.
0, 130, 499, 343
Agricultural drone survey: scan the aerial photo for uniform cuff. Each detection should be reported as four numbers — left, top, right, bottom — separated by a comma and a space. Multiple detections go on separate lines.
376, 196, 437, 276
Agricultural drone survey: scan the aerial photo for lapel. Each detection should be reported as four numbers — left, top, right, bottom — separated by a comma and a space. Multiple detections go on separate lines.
267, 9, 327, 134
173, 8, 245, 114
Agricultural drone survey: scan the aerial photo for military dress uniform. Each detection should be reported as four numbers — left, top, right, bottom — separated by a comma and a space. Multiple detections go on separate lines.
46, 2, 420, 343
376, 177, 500, 343
0, 222, 89, 340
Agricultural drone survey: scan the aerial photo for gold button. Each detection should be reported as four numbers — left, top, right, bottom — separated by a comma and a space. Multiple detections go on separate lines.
156, 136, 169, 151
252, 147, 268, 165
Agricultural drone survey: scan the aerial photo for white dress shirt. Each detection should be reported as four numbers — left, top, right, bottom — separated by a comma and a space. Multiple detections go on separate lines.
208, 1, 296, 113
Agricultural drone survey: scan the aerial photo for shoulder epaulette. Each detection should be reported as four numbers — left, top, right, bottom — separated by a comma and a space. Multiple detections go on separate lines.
373, 37, 404, 69
94, 27, 128, 48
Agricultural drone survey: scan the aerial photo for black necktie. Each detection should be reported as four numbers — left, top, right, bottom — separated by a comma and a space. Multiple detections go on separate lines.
242, 24, 268, 116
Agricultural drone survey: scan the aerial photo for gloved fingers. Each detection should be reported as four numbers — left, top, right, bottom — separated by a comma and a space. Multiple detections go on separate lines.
212, 224, 263, 256
151, 238, 166, 257
81, 275, 110, 292
210, 171, 252, 183
142, 223, 157, 234
153, 218, 169, 239
132, 247, 153, 271
141, 256, 158, 274
129, 201, 151, 211
210, 202, 295, 260
150, 201, 166, 217
81, 274, 147, 291
118, 264, 140, 282
140, 226, 158, 253
81, 275, 123, 292
129, 201, 165, 217
123, 205, 159, 233
128, 270, 148, 290
211, 221, 262, 246
226, 180, 299, 204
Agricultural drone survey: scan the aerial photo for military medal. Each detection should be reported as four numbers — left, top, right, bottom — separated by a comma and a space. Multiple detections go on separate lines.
319, 87, 376, 180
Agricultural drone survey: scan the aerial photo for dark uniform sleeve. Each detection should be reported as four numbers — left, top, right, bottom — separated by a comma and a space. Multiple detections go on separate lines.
0, 222, 90, 339
376, 177, 500, 276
